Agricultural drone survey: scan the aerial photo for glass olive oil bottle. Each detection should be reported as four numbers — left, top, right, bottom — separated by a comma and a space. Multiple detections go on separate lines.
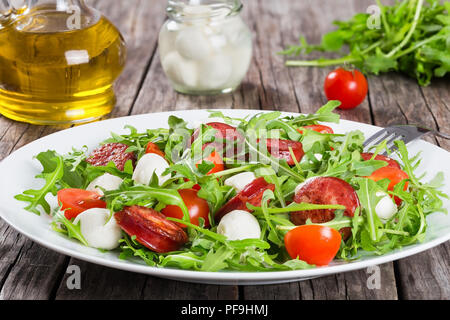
0, 1, 126, 124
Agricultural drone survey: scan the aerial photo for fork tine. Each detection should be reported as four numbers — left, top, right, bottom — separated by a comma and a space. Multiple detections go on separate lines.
363, 129, 389, 149
381, 145, 399, 156
385, 132, 402, 148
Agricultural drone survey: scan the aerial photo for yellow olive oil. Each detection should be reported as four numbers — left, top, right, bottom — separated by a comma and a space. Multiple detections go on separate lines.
0, 10, 126, 124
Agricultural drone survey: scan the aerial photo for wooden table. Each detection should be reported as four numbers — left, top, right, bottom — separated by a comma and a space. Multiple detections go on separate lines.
0, 0, 448, 300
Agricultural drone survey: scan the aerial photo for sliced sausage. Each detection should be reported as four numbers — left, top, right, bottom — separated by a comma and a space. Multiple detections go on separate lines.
191, 122, 243, 144
215, 177, 275, 222
86, 143, 135, 171
115, 205, 188, 253
290, 177, 360, 240
264, 139, 304, 166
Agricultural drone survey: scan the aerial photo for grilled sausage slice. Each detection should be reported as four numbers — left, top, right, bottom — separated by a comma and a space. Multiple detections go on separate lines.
115, 205, 188, 253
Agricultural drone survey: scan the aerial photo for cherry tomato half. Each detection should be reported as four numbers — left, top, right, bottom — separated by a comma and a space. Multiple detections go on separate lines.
284, 225, 342, 266
145, 142, 165, 158
360, 153, 400, 170
57, 189, 106, 220
161, 189, 211, 228
367, 166, 409, 205
324, 68, 368, 110
196, 148, 225, 175
298, 125, 334, 134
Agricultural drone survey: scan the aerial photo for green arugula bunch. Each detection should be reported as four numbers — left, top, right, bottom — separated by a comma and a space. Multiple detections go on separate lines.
280, 0, 450, 86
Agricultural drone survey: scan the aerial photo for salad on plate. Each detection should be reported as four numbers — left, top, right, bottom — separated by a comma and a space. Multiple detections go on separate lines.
15, 102, 447, 271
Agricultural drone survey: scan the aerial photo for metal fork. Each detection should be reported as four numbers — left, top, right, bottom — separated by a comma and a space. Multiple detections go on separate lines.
363, 124, 450, 155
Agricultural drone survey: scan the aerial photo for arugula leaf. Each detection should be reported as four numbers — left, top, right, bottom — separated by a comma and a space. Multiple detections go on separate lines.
201, 246, 234, 271
15, 153, 64, 215
281, 0, 450, 86
119, 235, 159, 266
355, 177, 385, 242
103, 185, 191, 222
52, 211, 89, 246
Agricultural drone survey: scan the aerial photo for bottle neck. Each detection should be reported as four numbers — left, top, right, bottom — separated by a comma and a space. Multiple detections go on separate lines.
54, 0, 88, 12
167, 0, 242, 23
1, 0, 100, 32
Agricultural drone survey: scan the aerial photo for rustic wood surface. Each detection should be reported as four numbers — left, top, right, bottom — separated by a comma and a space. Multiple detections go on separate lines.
0, 0, 448, 300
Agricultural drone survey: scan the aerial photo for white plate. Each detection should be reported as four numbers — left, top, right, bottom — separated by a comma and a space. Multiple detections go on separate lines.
0, 109, 449, 285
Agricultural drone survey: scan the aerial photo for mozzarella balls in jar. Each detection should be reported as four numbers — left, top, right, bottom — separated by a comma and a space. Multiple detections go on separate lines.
159, 0, 252, 95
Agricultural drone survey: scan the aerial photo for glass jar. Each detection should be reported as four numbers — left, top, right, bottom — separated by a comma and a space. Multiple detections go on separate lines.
0, 0, 126, 125
159, 0, 253, 95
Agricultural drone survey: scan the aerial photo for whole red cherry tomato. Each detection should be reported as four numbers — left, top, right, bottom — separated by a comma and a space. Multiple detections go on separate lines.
324, 68, 368, 110
284, 225, 342, 266
161, 189, 211, 228
57, 189, 106, 220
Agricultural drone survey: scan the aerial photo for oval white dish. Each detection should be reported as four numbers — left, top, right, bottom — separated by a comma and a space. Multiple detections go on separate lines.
0, 109, 449, 285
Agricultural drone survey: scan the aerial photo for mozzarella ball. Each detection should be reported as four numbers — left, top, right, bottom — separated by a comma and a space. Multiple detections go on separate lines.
220, 16, 249, 45
175, 27, 212, 61
86, 173, 123, 195
74, 208, 122, 250
375, 191, 398, 222
208, 34, 228, 52
217, 210, 261, 240
224, 172, 256, 193
132, 153, 170, 186
197, 54, 232, 89
161, 51, 198, 87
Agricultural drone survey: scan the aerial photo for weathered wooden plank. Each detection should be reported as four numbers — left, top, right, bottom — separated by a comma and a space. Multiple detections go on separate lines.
420, 79, 450, 151
241, 0, 398, 300
0, 224, 28, 297
242, 282, 300, 300
97, 0, 168, 118
297, 264, 398, 300
389, 79, 450, 300
0, 0, 166, 300
0, 125, 68, 300
54, 0, 180, 300
0, 242, 68, 300
141, 278, 238, 300
367, 73, 449, 300
395, 243, 450, 300
55, 259, 147, 300
125, 0, 259, 300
